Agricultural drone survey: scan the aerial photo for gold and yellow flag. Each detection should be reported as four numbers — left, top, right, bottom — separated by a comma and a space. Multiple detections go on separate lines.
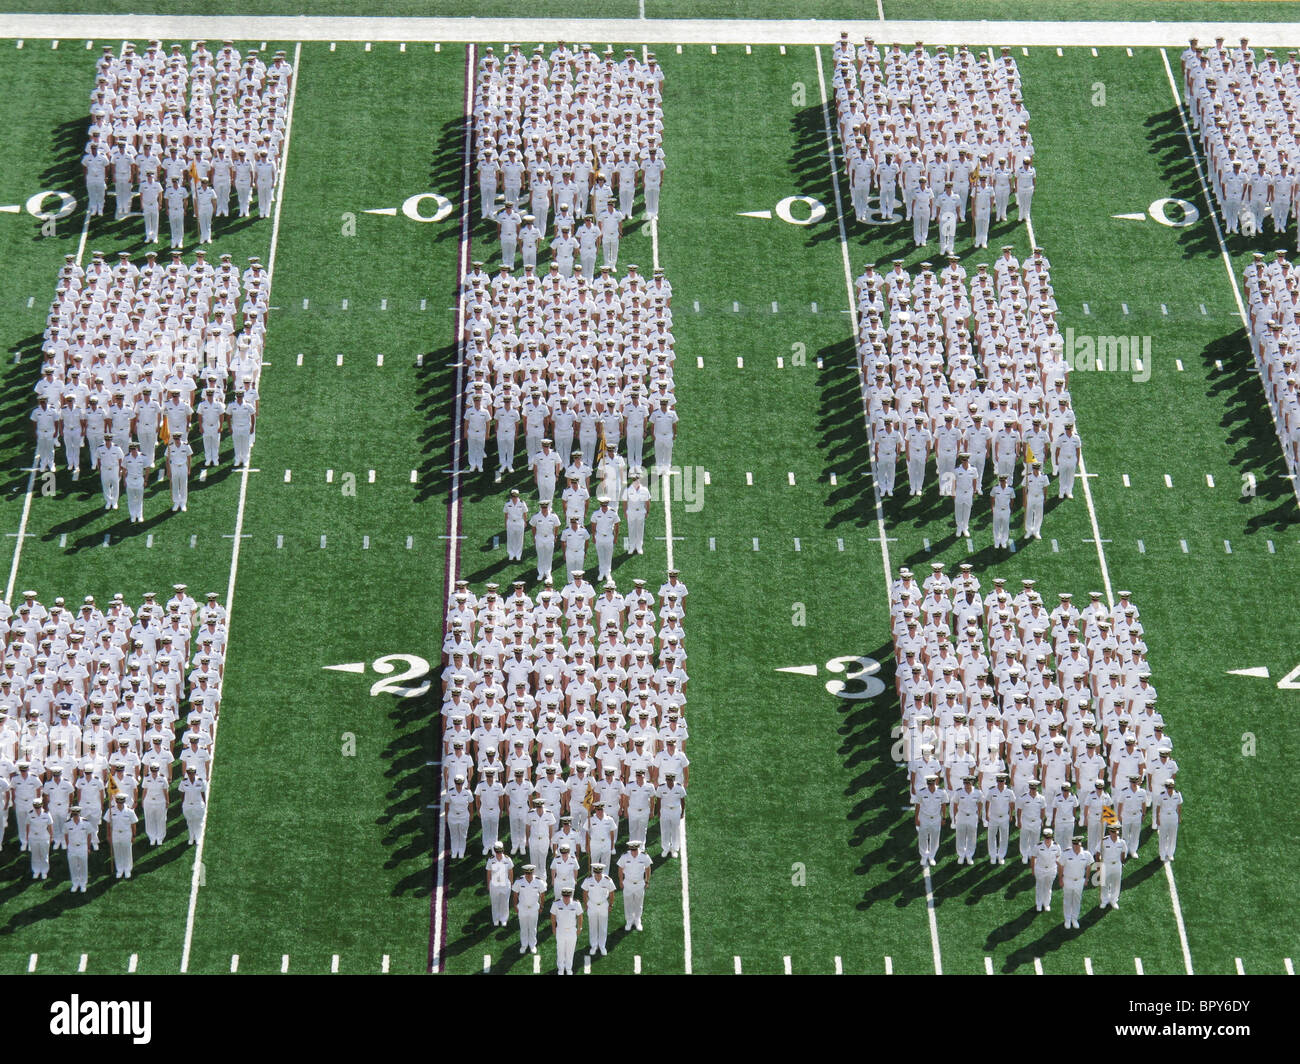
595, 423, 608, 465
582, 779, 596, 814
106, 772, 120, 799
1025, 443, 1037, 465
1101, 804, 1119, 827
160, 414, 169, 441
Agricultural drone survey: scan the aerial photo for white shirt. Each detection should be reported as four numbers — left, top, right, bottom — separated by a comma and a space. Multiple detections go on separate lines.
582, 873, 616, 909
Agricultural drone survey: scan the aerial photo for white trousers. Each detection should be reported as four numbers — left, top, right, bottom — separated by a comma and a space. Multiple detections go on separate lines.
1100, 862, 1122, 906
987, 819, 1009, 861
489, 883, 510, 924
587, 906, 609, 951
624, 884, 645, 926
660, 809, 681, 854
505, 523, 525, 560
518, 910, 539, 948
448, 816, 470, 858
628, 512, 646, 552
68, 849, 89, 889
556, 930, 577, 973
917, 817, 940, 862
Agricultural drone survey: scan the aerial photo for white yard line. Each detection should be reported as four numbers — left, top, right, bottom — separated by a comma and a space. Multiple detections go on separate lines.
1027, 195, 1194, 980
644, 40, 691, 979
431, 40, 477, 976
179, 40, 302, 975
817, 45, 942, 975
1158, 47, 1300, 512
0, 17, 1294, 47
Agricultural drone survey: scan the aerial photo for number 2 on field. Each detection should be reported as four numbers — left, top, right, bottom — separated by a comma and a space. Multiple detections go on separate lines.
368, 654, 432, 699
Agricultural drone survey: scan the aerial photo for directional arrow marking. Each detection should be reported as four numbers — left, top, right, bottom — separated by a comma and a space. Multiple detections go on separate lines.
363, 207, 398, 216
323, 661, 366, 674
1227, 666, 1270, 679
1111, 212, 1146, 221
775, 664, 818, 676
737, 210, 773, 219
0, 205, 20, 213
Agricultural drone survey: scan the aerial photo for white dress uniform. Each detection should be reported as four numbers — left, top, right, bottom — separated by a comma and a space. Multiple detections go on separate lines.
476, 775, 505, 853
495, 403, 520, 473
914, 782, 946, 865
141, 177, 163, 242
990, 479, 1014, 548
530, 506, 560, 580
197, 397, 225, 465
141, 770, 168, 844
582, 870, 617, 954
513, 871, 546, 952
953, 463, 978, 537
951, 783, 983, 863
106, 800, 137, 877
165, 183, 188, 248
1059, 843, 1092, 928
985, 781, 1014, 863
27, 806, 53, 877
591, 504, 619, 581
1031, 835, 1061, 911
1117, 782, 1147, 857
64, 813, 96, 891
1023, 468, 1048, 539
656, 778, 686, 857
503, 496, 528, 560
617, 846, 652, 930
84, 149, 108, 215
552, 895, 583, 974
1154, 784, 1182, 861
167, 438, 193, 510
625, 478, 651, 553
560, 523, 590, 584
444, 781, 474, 859
123, 450, 149, 522
587, 808, 617, 871
97, 441, 124, 509
179, 773, 206, 843
1053, 428, 1081, 497
486, 851, 513, 925
464, 402, 490, 473
1098, 831, 1128, 908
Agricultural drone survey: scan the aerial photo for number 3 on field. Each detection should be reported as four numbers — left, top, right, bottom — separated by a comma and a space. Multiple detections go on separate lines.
824, 656, 886, 700
369, 654, 431, 699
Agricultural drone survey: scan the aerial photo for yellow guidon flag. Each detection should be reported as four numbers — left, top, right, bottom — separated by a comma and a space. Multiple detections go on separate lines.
581, 779, 596, 814
595, 422, 608, 466
1025, 442, 1037, 466
1101, 804, 1119, 827
160, 414, 170, 442
106, 771, 120, 800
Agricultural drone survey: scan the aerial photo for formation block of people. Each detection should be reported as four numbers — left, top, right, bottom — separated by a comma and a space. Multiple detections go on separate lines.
1, 587, 225, 886
441, 573, 690, 967
831, 36, 1035, 246
858, 251, 1082, 543
894, 565, 1183, 928
83, 40, 293, 246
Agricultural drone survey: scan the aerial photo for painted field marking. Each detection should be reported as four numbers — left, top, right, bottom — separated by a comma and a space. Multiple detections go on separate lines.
1181, 539, 1189, 553
1285, 958, 1294, 975
634, 955, 641, 973
1235, 957, 1245, 975
1268, 540, 1276, 553
783, 955, 792, 975
282, 955, 290, 973
777, 356, 784, 368
1122, 473, 1130, 487
737, 356, 744, 368
321, 535, 327, 549
326, 469, 334, 483
793, 538, 801, 551
745, 471, 752, 485
752, 537, 760, 551
834, 956, 843, 974
985, 956, 994, 975
1051, 538, 1059, 552
1135, 957, 1144, 974
1176, 359, 1184, 371
484, 954, 492, 973
28, 954, 37, 973
368, 469, 376, 483
708, 537, 715, 551
1138, 539, 1145, 553
884, 955, 893, 974
533, 955, 541, 974
1164, 474, 1172, 488
1034, 958, 1044, 975
1225, 540, 1232, 554
583, 955, 591, 974
734, 956, 742, 974
231, 954, 239, 972
277, 535, 284, 549
128, 954, 138, 973
696, 356, 703, 369
788, 471, 795, 486
1085, 957, 1094, 975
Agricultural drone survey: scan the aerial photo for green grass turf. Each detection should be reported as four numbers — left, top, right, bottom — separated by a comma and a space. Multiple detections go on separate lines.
0, 41, 460, 975
3, 32, 1299, 977
4, 1, 1300, 24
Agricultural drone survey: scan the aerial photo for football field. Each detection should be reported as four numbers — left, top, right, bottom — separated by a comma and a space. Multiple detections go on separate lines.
0, 8, 1297, 981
